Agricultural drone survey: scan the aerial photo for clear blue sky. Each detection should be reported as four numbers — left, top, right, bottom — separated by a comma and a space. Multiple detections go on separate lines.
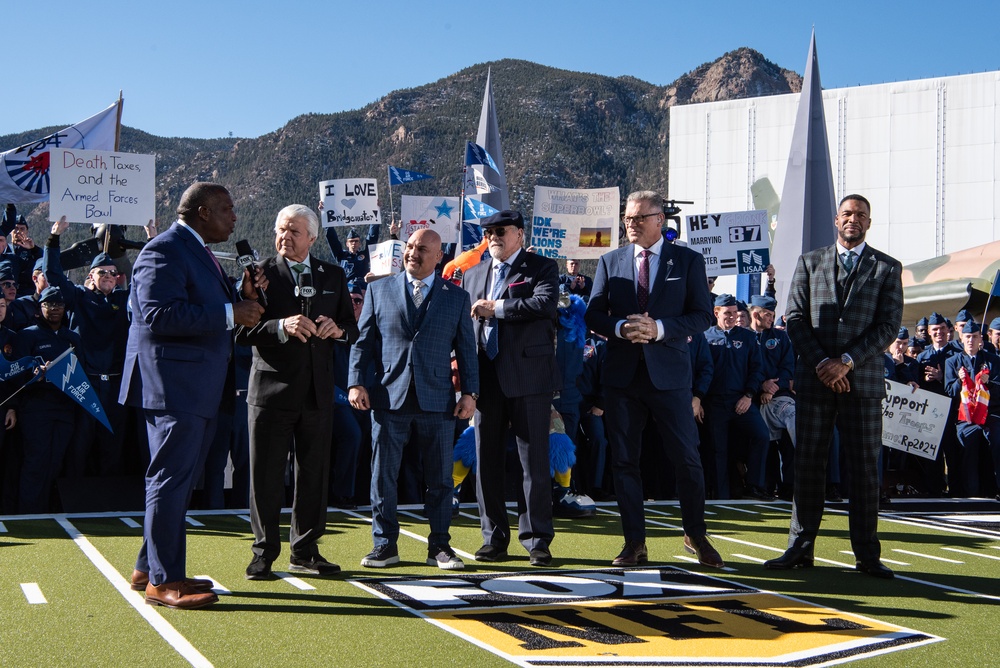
5, 0, 998, 140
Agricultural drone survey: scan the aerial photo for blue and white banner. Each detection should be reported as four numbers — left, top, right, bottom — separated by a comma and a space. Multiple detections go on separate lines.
400, 196, 459, 244
465, 142, 499, 173
463, 197, 498, 220
45, 348, 112, 432
0, 101, 120, 203
0, 355, 39, 383
388, 166, 434, 186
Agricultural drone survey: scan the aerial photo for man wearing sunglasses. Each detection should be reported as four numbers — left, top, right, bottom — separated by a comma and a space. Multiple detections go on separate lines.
44, 217, 133, 478
462, 210, 560, 567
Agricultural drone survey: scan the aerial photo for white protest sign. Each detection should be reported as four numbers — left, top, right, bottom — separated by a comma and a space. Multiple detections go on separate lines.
530, 186, 620, 260
399, 196, 459, 244
48, 148, 154, 226
685, 209, 770, 276
319, 178, 380, 228
881, 379, 950, 460
369, 240, 405, 276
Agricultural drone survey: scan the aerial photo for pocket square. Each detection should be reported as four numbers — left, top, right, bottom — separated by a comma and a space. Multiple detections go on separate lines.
665, 277, 681, 282
508, 280, 531, 298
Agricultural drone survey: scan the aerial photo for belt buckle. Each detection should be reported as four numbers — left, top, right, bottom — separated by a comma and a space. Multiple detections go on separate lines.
100, 374, 110, 381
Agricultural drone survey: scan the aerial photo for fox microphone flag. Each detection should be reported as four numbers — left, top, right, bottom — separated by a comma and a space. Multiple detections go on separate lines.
45, 348, 112, 432
0, 100, 121, 203
388, 166, 434, 186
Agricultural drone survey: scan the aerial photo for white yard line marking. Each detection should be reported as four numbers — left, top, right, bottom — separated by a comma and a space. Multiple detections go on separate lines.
184, 516, 204, 527
839, 551, 909, 566
21, 583, 46, 604
893, 549, 963, 564
237, 515, 251, 523
120, 517, 141, 528
941, 547, 1000, 561
57, 518, 212, 668
274, 573, 315, 591
193, 576, 230, 594
0, 521, 7, 532
731, 553, 767, 563
346, 509, 476, 561
715, 505, 760, 515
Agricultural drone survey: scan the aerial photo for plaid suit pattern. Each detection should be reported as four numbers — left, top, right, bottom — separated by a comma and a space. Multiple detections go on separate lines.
784, 244, 903, 560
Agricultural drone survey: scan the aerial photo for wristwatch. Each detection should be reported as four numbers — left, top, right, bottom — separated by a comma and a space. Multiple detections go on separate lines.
464, 393, 479, 401
840, 353, 854, 370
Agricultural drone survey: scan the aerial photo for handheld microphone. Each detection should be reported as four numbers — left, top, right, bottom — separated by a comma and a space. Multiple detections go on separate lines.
235, 239, 267, 307
295, 272, 316, 316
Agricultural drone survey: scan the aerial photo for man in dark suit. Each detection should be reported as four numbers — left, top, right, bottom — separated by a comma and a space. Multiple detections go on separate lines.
349, 228, 478, 569
462, 210, 560, 567
585, 190, 722, 568
237, 204, 358, 580
765, 194, 903, 579
120, 182, 264, 609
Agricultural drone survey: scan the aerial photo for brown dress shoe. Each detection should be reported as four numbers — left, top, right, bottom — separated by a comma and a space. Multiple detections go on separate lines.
683, 534, 724, 568
144, 581, 219, 609
131, 570, 214, 592
612, 541, 648, 566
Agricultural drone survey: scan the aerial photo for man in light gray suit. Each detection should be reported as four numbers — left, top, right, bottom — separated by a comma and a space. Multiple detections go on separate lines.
349, 229, 478, 570
765, 194, 902, 579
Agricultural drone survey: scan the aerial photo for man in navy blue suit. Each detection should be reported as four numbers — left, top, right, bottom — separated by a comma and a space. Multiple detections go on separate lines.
120, 182, 265, 609
585, 190, 722, 568
349, 229, 478, 569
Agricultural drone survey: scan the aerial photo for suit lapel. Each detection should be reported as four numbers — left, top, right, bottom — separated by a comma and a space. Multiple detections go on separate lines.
392, 272, 416, 338
820, 245, 840, 312
502, 252, 530, 297
178, 224, 233, 300
618, 246, 640, 311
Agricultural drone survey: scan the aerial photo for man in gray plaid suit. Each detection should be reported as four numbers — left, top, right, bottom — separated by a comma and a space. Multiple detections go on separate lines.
765, 194, 902, 579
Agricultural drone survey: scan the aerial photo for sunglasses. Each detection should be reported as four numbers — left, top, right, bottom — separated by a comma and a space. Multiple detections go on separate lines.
483, 226, 515, 238
94, 269, 120, 277
351, 297, 364, 305
0, 281, 17, 289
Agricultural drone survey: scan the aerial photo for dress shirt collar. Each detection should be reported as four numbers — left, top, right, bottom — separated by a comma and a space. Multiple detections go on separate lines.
836, 241, 866, 258
492, 248, 520, 272
176, 219, 206, 246
283, 255, 312, 272
634, 236, 664, 258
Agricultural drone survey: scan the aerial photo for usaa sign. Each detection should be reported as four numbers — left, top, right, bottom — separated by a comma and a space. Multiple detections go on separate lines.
353, 567, 938, 667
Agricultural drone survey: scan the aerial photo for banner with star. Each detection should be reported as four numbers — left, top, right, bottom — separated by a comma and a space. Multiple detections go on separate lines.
400, 195, 460, 244
0, 100, 121, 204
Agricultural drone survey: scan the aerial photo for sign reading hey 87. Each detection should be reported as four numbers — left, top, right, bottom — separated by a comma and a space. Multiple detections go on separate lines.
686, 209, 770, 276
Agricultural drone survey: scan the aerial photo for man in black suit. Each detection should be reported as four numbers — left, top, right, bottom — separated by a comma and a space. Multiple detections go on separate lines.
765, 194, 903, 579
462, 210, 560, 567
237, 204, 358, 580
585, 190, 721, 568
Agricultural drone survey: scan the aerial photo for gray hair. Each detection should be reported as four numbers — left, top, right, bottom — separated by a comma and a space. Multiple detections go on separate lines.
274, 204, 319, 238
626, 190, 663, 210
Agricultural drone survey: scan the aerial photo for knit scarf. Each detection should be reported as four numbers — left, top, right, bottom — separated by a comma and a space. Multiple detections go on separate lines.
958, 366, 990, 426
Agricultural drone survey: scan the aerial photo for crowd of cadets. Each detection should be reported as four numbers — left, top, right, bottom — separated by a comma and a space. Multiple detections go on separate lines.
2, 202, 998, 515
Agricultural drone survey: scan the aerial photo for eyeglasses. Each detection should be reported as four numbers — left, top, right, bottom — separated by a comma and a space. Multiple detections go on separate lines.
623, 212, 661, 225
0, 281, 17, 289
483, 226, 513, 238
94, 269, 120, 277
351, 297, 364, 305
40, 302, 65, 309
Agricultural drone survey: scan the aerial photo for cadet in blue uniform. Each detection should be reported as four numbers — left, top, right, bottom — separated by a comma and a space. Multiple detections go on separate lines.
45, 217, 131, 476
985, 317, 1000, 355
703, 293, 771, 499
748, 294, 797, 497
8, 259, 47, 331
945, 321, 1000, 498
915, 312, 960, 496
13, 286, 84, 512
326, 226, 380, 285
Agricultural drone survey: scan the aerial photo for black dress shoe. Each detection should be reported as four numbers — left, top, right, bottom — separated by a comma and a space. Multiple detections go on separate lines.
474, 544, 508, 562
764, 540, 814, 570
612, 541, 648, 567
290, 554, 341, 576
529, 547, 553, 567
855, 560, 894, 579
245, 554, 276, 580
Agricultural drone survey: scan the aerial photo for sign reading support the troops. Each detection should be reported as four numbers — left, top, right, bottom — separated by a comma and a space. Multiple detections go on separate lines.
685, 209, 770, 276
881, 379, 950, 460
531, 186, 620, 260
319, 178, 380, 228
48, 148, 155, 226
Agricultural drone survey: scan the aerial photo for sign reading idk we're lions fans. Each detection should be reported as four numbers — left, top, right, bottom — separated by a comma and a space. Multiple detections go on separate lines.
352, 566, 939, 667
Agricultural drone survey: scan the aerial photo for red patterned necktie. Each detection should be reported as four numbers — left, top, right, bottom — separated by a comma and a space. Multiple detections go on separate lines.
637, 249, 650, 311
205, 245, 225, 278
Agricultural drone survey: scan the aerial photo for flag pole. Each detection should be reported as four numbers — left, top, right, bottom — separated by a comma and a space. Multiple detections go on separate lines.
114, 91, 124, 152
386, 166, 396, 230
982, 269, 1000, 324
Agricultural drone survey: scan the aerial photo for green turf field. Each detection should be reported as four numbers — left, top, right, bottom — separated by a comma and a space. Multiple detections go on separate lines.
1, 500, 998, 667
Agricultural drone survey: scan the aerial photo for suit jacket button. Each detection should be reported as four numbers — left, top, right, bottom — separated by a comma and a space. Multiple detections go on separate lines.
839, 318, 844, 323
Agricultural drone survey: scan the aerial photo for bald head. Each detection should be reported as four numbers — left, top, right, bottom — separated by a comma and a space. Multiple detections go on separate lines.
404, 228, 443, 280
